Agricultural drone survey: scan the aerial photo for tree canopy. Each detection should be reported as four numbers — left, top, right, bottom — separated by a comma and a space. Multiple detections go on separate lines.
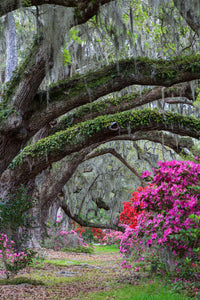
0, 0, 200, 238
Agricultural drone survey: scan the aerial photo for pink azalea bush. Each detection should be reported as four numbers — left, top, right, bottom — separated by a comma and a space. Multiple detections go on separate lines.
120, 159, 200, 284
0, 233, 35, 279
43, 223, 94, 253
44, 229, 87, 250
136, 160, 200, 258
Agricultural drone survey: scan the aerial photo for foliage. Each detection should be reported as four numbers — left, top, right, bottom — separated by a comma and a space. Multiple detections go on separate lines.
63, 48, 72, 66
63, 28, 83, 66
0, 233, 35, 279
0, 185, 36, 249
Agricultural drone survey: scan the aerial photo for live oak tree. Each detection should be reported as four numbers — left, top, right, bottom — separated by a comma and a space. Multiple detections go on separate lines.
0, 0, 200, 243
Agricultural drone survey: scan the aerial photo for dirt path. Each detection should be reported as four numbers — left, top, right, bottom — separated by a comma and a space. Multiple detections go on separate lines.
0, 248, 123, 299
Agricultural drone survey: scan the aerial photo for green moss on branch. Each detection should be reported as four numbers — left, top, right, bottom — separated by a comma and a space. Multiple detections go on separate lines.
9, 109, 200, 171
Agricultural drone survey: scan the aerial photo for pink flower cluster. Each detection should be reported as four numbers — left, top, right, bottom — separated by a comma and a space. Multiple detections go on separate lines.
134, 160, 200, 256
0, 233, 30, 278
120, 259, 131, 269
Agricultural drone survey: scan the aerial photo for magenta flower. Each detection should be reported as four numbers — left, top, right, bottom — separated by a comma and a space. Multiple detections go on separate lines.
151, 233, 157, 240
141, 171, 151, 178
146, 239, 152, 245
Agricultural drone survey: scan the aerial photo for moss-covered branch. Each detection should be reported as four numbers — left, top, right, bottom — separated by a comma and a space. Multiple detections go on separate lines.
4, 109, 200, 185
3, 36, 51, 116
0, 82, 191, 175
49, 83, 192, 134
112, 131, 195, 157
28, 53, 200, 131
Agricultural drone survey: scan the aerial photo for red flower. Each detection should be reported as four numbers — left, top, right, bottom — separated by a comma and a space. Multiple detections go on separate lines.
119, 187, 144, 229
192, 263, 197, 267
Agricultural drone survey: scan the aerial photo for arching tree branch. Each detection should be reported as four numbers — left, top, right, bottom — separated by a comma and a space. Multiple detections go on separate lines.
112, 131, 196, 157
49, 83, 192, 135
28, 55, 200, 133
60, 200, 123, 232
85, 148, 145, 187
40, 145, 99, 208
3, 109, 200, 186
0, 0, 114, 18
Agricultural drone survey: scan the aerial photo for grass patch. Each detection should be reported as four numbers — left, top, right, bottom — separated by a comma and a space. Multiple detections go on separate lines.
32, 258, 83, 268
94, 244, 119, 254
61, 245, 94, 254
43, 259, 95, 266
31, 274, 77, 286
84, 280, 191, 300
0, 277, 44, 286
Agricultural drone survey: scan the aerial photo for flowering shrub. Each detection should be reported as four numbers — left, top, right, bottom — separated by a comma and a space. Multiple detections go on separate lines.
119, 225, 150, 260
120, 159, 200, 287
102, 229, 123, 246
120, 259, 131, 269
136, 160, 200, 258
44, 218, 93, 252
72, 222, 105, 243
43, 228, 90, 250
0, 233, 35, 279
